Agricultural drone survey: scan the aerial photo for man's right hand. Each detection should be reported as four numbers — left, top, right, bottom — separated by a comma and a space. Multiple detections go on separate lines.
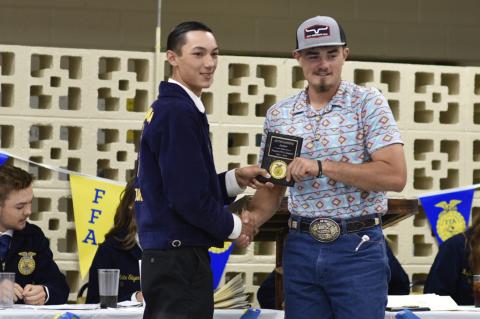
13, 283, 23, 303
234, 210, 258, 248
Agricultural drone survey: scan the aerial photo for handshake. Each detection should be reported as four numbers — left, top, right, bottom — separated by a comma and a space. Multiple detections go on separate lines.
234, 210, 258, 248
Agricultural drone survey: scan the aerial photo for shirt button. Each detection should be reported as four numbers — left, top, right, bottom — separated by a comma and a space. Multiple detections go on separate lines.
316, 116, 321, 122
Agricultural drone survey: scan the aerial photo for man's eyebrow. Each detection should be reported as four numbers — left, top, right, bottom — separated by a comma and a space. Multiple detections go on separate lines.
191, 46, 207, 51
16, 197, 34, 206
327, 47, 340, 53
191, 46, 219, 52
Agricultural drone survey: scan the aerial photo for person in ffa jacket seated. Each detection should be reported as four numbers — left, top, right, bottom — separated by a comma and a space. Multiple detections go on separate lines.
424, 212, 480, 305
0, 164, 69, 305
86, 177, 143, 303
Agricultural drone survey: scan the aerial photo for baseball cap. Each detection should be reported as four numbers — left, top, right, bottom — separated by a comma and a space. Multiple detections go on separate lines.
295, 16, 347, 51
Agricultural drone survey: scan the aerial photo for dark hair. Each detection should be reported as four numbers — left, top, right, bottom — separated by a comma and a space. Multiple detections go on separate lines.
105, 177, 137, 250
0, 165, 33, 206
166, 21, 213, 55
469, 212, 480, 273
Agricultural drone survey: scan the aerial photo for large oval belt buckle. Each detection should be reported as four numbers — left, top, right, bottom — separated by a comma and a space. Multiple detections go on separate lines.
309, 218, 340, 242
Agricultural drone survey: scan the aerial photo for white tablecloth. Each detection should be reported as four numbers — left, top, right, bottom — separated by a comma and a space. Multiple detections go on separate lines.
0, 305, 284, 319
385, 306, 480, 318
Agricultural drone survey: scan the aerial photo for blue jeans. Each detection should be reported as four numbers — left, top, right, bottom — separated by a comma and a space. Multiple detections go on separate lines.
283, 224, 390, 319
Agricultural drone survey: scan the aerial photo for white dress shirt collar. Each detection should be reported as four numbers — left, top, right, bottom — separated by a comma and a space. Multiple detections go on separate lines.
168, 78, 205, 113
0, 230, 13, 237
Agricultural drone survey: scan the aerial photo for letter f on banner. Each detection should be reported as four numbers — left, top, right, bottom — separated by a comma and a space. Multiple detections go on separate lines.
70, 174, 125, 278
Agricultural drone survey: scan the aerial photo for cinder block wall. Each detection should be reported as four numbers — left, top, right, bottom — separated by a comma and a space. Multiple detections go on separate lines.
2, 43, 480, 302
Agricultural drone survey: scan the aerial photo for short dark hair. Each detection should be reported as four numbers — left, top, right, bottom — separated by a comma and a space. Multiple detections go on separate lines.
0, 165, 33, 206
166, 21, 213, 55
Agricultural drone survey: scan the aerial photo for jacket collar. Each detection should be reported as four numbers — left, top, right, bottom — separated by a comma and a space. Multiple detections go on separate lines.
106, 228, 142, 257
167, 79, 205, 113
159, 81, 204, 115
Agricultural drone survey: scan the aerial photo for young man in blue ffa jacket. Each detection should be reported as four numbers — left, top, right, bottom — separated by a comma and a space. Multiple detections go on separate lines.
135, 21, 271, 319
0, 164, 69, 305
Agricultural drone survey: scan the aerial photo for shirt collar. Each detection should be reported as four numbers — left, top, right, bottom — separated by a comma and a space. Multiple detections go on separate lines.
292, 80, 347, 116
168, 78, 205, 113
0, 230, 13, 237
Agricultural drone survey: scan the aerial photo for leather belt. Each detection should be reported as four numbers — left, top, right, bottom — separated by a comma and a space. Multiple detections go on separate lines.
288, 215, 381, 243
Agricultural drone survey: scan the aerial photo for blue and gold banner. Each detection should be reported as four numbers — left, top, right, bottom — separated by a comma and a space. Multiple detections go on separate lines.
209, 242, 234, 289
240, 308, 261, 319
70, 174, 126, 278
419, 187, 475, 244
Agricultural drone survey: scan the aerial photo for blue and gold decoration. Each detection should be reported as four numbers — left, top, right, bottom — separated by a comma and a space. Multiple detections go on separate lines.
240, 308, 261, 319
209, 241, 234, 289
419, 187, 474, 244
0, 152, 9, 166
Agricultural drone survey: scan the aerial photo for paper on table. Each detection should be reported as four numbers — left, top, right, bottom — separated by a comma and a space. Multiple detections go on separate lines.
14, 303, 100, 310
387, 294, 459, 311
456, 306, 480, 312
117, 300, 143, 307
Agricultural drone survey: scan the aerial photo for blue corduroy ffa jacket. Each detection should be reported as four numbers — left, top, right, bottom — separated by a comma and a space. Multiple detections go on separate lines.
3, 222, 69, 305
135, 81, 235, 250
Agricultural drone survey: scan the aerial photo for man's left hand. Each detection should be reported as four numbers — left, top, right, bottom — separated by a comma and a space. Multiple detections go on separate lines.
287, 157, 319, 182
22, 284, 46, 305
235, 165, 273, 189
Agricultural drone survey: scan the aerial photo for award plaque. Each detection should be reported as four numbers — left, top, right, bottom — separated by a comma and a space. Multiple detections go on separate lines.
259, 132, 303, 186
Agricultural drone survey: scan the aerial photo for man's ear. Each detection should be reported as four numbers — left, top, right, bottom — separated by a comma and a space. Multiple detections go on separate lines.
342, 47, 350, 61
166, 50, 177, 67
292, 50, 301, 61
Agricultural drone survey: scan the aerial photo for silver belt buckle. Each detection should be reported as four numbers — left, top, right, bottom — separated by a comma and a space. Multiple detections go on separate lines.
309, 218, 340, 242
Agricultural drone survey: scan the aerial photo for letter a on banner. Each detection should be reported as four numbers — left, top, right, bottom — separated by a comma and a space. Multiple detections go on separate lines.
70, 174, 125, 278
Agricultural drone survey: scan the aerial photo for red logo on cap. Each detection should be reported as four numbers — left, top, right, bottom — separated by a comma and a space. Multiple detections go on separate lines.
304, 24, 330, 39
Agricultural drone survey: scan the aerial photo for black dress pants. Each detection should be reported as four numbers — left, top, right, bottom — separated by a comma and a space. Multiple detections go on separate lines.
141, 247, 213, 319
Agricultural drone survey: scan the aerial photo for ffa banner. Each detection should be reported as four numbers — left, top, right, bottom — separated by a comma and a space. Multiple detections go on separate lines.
70, 174, 125, 278
240, 308, 261, 319
209, 242, 234, 289
0, 153, 8, 165
419, 187, 475, 244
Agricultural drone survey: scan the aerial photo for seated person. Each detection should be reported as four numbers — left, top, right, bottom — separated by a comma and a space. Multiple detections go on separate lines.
257, 237, 410, 308
386, 238, 411, 295
423, 216, 479, 305
0, 164, 69, 305
86, 177, 143, 303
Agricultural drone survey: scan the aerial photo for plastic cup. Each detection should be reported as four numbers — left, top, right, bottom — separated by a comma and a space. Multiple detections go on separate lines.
0, 272, 15, 308
98, 269, 119, 308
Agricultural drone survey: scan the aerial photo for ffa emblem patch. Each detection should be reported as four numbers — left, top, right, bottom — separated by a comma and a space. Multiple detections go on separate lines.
18, 251, 36, 276
435, 200, 466, 242
269, 160, 287, 180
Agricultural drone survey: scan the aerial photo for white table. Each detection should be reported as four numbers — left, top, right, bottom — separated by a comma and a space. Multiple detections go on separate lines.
0, 305, 284, 319
385, 306, 480, 318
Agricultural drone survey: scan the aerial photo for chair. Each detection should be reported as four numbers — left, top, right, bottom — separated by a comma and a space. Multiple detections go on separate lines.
76, 282, 88, 304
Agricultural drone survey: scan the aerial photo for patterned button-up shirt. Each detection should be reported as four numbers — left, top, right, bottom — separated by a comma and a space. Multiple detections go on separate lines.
259, 80, 403, 219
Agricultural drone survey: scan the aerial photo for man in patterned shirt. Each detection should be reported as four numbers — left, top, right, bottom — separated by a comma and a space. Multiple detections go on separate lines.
248, 16, 407, 319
